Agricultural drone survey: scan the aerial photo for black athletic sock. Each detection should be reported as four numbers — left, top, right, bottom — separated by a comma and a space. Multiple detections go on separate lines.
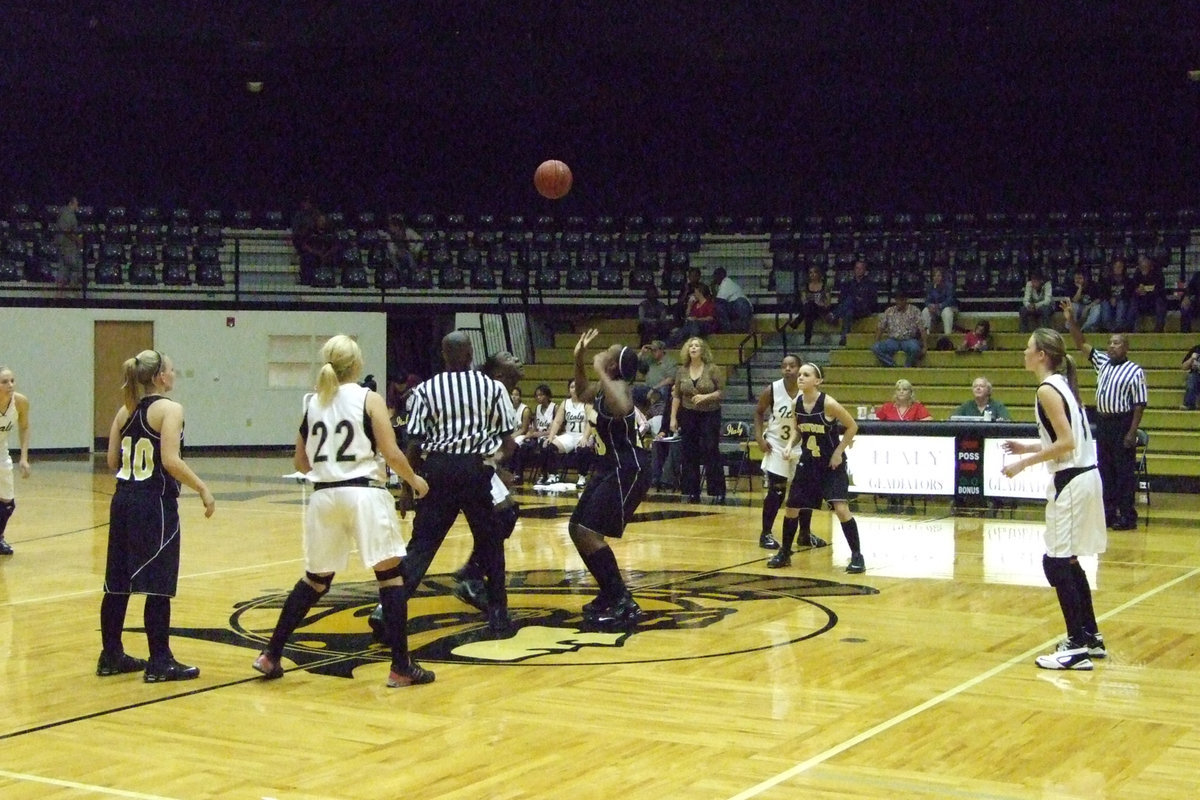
0, 498, 13, 540
840, 517, 861, 555
779, 516, 798, 552
797, 510, 814, 545
1070, 560, 1099, 636
1053, 580, 1086, 644
581, 546, 625, 599
762, 486, 783, 535
144, 594, 172, 662
266, 580, 323, 660
378, 585, 410, 670
100, 592, 131, 654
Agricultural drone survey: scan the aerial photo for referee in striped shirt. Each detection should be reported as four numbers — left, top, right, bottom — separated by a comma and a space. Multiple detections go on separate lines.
1062, 302, 1147, 530
403, 331, 518, 636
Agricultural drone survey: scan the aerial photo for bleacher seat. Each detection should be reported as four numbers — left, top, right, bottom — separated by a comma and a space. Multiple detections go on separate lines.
194, 245, 223, 286
162, 244, 191, 285
129, 243, 159, 284
340, 248, 369, 288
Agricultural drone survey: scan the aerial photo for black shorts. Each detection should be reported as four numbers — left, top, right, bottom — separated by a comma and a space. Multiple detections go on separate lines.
570, 465, 650, 538
104, 490, 182, 596
785, 461, 850, 511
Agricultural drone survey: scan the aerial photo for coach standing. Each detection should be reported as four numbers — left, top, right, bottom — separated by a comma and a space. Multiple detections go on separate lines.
403, 331, 518, 636
1062, 301, 1146, 530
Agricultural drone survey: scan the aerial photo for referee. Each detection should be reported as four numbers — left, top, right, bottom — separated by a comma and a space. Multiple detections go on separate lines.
1062, 301, 1146, 530
403, 331, 518, 636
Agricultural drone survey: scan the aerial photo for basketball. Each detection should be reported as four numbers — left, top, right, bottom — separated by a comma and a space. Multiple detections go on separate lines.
534, 159, 572, 199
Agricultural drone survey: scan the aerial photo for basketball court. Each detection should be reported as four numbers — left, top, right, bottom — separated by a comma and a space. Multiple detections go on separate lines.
1, 453, 1198, 798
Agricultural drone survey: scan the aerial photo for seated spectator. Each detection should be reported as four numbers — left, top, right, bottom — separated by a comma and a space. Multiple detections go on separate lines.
1099, 258, 1135, 333
1131, 254, 1168, 333
670, 282, 717, 344
1180, 270, 1200, 333
871, 291, 926, 367
673, 267, 702, 324
832, 258, 878, 346
510, 385, 533, 440
637, 285, 673, 345
875, 379, 932, 421
1182, 344, 1200, 410
1068, 267, 1103, 332
958, 320, 993, 353
1019, 270, 1055, 332
789, 265, 831, 345
951, 376, 1012, 420
299, 213, 337, 285
291, 199, 318, 257
919, 267, 958, 336
638, 340, 677, 413
712, 267, 754, 333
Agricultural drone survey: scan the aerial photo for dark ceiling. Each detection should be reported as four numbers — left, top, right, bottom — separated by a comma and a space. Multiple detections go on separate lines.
2, 1, 1198, 215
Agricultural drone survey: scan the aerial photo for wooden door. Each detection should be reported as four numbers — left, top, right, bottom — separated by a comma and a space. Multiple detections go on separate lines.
93, 320, 154, 450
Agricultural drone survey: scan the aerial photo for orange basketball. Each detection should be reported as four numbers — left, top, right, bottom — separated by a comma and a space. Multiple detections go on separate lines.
534, 159, 572, 199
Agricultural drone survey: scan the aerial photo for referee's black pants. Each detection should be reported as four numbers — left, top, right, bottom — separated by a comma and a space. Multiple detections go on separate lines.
405, 453, 506, 608
1096, 412, 1136, 523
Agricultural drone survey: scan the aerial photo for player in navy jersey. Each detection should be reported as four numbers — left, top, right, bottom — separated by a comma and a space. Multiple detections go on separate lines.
254, 335, 433, 687
567, 329, 650, 626
97, 350, 215, 682
769, 363, 865, 573
1003, 328, 1107, 671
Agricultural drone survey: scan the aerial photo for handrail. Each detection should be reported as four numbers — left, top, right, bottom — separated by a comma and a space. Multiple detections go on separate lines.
736, 329, 760, 398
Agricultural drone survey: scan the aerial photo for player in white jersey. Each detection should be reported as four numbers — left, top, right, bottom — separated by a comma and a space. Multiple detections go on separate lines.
0, 366, 31, 556
753, 355, 802, 550
517, 384, 556, 483
1003, 327, 1106, 671
542, 378, 594, 484
253, 335, 433, 688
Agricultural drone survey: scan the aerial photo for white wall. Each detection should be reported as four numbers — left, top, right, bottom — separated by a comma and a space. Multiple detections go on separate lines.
4, 307, 387, 450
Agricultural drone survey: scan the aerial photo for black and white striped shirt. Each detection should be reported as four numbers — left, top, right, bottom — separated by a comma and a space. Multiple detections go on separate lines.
407, 370, 516, 455
1088, 350, 1148, 414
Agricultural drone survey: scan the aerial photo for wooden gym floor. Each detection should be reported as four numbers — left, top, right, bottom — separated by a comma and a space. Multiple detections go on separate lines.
1, 454, 1198, 800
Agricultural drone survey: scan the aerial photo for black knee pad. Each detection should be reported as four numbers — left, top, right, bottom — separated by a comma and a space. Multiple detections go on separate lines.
1042, 555, 1074, 589
765, 475, 787, 500
305, 571, 334, 595
374, 565, 403, 582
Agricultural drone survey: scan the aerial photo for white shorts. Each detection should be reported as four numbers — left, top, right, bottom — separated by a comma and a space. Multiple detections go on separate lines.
1044, 468, 1107, 558
303, 486, 406, 573
552, 432, 585, 453
760, 448, 796, 481
0, 455, 13, 500
489, 472, 510, 505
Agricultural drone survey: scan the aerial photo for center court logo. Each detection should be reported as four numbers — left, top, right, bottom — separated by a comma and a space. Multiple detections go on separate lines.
170, 570, 877, 679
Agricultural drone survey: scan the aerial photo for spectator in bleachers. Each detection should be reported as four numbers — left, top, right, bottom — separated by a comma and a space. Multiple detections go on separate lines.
636, 285, 672, 345
871, 291, 926, 367
638, 340, 677, 413
673, 267, 702, 324
1099, 258, 1135, 333
54, 196, 83, 289
1019, 270, 1055, 333
291, 199, 318, 253
958, 320, 994, 353
1180, 270, 1200, 333
1131, 254, 1168, 333
874, 379, 932, 421
919, 267, 958, 336
790, 265, 831, 346
712, 267, 753, 333
951, 376, 1012, 420
670, 282, 717, 344
1181, 344, 1200, 410
298, 213, 337, 285
1068, 267, 1103, 333
386, 214, 422, 265
832, 259, 878, 346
